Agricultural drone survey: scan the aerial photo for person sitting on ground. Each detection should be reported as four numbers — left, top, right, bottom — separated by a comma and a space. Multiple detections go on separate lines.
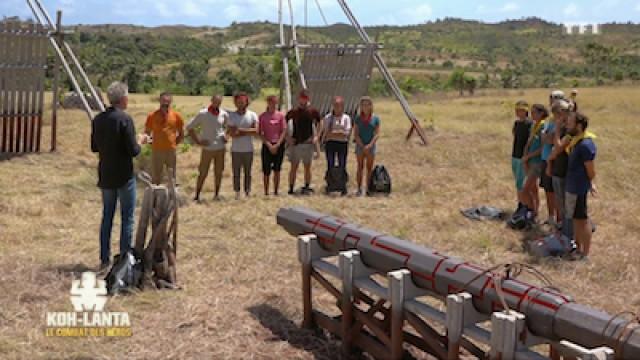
565, 112, 597, 260
228, 92, 259, 200
145, 92, 185, 185
91, 82, 144, 271
319, 96, 352, 194
511, 100, 532, 214
521, 104, 548, 223
286, 89, 321, 195
353, 96, 381, 196
187, 94, 229, 202
258, 95, 287, 196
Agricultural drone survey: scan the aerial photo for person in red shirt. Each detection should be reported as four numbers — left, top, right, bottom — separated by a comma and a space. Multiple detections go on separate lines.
258, 96, 287, 196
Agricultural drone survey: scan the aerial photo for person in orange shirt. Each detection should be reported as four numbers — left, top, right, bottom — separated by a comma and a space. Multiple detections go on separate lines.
144, 92, 185, 184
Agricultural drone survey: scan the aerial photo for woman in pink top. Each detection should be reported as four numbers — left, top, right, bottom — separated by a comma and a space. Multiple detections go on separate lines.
258, 95, 287, 196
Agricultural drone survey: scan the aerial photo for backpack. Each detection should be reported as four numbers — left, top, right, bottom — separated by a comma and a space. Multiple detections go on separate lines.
368, 165, 391, 195
325, 167, 348, 194
105, 251, 143, 295
528, 233, 576, 258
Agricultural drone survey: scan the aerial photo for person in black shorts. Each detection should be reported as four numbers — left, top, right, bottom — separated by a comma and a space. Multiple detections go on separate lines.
565, 112, 597, 259
258, 96, 287, 196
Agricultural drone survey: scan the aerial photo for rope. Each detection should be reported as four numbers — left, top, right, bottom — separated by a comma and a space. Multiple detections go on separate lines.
602, 311, 640, 358
459, 262, 562, 315
314, 0, 329, 26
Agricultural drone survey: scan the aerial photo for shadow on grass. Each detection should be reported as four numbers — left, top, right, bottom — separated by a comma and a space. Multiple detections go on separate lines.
0, 152, 30, 162
48, 263, 95, 277
248, 303, 345, 360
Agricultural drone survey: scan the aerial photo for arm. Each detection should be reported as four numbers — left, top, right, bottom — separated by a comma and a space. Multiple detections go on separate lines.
585, 161, 596, 181
91, 118, 98, 153
144, 114, 152, 136
175, 114, 185, 145
237, 114, 259, 136
354, 122, 364, 148
548, 136, 570, 161
124, 117, 141, 158
367, 121, 381, 148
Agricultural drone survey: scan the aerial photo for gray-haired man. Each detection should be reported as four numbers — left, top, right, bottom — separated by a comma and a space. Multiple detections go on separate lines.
91, 82, 145, 271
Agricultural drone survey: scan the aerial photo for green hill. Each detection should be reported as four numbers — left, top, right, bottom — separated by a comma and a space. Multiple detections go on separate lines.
12, 17, 640, 96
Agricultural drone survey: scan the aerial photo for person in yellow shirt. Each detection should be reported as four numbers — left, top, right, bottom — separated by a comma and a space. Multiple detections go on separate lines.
144, 92, 185, 184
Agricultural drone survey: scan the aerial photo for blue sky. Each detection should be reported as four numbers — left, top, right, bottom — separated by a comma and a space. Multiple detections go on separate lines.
3, 0, 640, 27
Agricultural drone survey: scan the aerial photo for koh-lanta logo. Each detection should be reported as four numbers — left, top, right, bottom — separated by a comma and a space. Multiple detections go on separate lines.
563, 23, 601, 35
45, 272, 132, 337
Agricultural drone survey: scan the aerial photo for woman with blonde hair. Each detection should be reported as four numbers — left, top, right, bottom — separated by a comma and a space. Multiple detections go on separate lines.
353, 96, 380, 196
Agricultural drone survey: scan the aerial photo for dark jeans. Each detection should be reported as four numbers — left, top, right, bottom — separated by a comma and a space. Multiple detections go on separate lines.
325, 141, 348, 171
100, 176, 136, 264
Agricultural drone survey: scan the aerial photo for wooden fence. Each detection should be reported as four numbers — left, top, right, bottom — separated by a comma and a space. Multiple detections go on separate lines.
0, 21, 48, 154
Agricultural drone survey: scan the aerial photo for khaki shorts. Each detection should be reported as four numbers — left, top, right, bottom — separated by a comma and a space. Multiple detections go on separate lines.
526, 162, 543, 179
198, 149, 225, 179
152, 149, 177, 184
288, 144, 314, 165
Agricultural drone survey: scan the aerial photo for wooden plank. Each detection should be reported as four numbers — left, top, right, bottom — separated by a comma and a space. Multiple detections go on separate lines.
0, 22, 7, 153
35, 23, 46, 152
15, 24, 26, 153
7, 22, 16, 153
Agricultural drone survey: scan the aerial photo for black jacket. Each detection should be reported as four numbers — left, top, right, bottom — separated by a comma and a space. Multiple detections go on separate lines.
91, 107, 141, 189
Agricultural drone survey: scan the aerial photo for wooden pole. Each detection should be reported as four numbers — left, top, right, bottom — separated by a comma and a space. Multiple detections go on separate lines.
50, 10, 62, 152
278, 0, 292, 111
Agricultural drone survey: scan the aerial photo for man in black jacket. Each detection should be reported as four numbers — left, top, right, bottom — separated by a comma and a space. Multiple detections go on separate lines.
91, 82, 142, 270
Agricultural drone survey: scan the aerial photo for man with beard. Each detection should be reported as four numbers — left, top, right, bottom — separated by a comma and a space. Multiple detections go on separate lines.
145, 92, 185, 184
286, 89, 321, 195
565, 112, 597, 259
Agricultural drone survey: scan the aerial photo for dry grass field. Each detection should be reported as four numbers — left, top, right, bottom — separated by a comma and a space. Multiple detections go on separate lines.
1, 87, 639, 359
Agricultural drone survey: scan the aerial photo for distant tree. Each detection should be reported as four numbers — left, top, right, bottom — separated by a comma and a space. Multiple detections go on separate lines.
448, 69, 466, 96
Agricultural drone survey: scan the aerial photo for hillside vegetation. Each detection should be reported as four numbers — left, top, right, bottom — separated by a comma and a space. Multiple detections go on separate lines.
5, 17, 640, 96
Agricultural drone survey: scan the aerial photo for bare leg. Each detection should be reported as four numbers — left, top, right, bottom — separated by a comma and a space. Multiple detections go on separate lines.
365, 154, 375, 191
545, 191, 557, 221
274, 171, 281, 195
304, 163, 312, 187
263, 174, 270, 196
289, 161, 299, 193
356, 154, 365, 191
574, 219, 591, 255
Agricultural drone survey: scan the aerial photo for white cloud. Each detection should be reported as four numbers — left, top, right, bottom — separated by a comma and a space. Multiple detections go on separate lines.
476, 2, 519, 15
500, 2, 520, 13
564, 3, 580, 17
400, 3, 433, 24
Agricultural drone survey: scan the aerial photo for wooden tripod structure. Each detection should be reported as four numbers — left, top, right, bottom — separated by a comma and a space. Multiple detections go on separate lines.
277, 0, 428, 145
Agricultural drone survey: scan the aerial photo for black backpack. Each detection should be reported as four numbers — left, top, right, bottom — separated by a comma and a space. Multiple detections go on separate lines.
105, 251, 143, 295
368, 165, 391, 195
325, 167, 348, 194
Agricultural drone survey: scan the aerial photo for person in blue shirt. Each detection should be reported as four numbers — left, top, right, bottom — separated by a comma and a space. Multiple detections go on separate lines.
565, 112, 597, 259
353, 96, 380, 196
521, 104, 549, 222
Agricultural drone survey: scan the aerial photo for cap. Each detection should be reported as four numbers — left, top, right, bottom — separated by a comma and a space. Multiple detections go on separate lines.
550, 90, 565, 100
515, 100, 529, 111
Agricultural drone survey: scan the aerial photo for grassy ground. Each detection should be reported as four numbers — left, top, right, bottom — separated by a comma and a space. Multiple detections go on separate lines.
1, 87, 639, 359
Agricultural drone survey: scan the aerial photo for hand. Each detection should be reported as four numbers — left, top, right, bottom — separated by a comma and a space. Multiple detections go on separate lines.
314, 151, 320, 160
138, 134, 149, 145
269, 144, 277, 155
590, 184, 599, 198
